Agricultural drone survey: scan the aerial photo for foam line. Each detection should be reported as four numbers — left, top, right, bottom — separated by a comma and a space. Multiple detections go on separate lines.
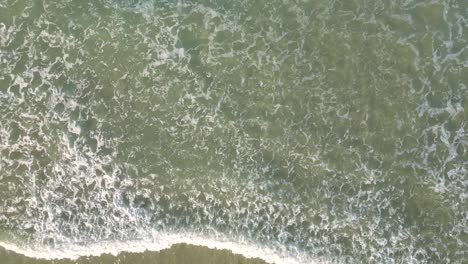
0, 232, 328, 264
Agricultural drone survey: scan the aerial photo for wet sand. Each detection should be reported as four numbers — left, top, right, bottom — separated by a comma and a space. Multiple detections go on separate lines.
0, 243, 270, 264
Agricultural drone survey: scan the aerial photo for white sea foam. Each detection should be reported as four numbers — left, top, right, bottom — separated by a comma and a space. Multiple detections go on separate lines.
0, 232, 328, 264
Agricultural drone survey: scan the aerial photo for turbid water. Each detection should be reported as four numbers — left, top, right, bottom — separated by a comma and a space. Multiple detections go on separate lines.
0, 0, 467, 263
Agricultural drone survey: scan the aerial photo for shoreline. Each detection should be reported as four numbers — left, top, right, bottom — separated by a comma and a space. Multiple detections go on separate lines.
0, 243, 271, 264
0, 232, 312, 263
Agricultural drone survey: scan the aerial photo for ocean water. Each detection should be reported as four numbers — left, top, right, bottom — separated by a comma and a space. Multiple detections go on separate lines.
0, 0, 467, 263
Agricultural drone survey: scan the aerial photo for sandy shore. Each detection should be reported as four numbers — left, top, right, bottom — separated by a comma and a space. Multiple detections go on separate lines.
0, 243, 270, 264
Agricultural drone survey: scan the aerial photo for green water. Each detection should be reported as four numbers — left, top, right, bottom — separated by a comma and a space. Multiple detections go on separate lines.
0, 0, 467, 263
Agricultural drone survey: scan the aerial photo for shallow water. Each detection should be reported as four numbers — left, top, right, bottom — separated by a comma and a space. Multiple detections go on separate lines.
0, 0, 467, 263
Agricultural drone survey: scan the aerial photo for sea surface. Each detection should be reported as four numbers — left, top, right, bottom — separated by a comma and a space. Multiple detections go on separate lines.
0, 0, 467, 263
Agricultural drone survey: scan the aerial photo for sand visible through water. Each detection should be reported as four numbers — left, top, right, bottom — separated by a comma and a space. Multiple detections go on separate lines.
0, 0, 466, 263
